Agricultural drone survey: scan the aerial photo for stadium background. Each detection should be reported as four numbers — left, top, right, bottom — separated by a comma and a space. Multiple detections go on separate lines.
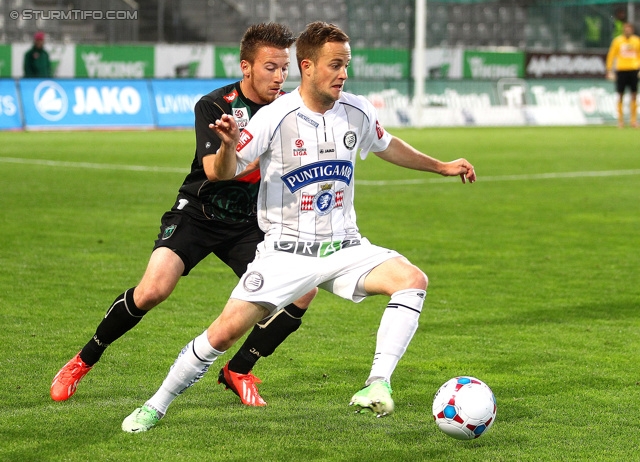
2, 4, 640, 459
1, 0, 639, 128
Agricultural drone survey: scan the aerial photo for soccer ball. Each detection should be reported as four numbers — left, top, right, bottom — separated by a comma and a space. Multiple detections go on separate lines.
432, 376, 497, 440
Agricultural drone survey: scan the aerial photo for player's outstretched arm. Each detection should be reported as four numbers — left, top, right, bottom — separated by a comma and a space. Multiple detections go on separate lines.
209, 114, 240, 181
374, 136, 476, 184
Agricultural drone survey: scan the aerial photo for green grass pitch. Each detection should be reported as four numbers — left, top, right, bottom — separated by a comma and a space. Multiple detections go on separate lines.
1, 126, 639, 461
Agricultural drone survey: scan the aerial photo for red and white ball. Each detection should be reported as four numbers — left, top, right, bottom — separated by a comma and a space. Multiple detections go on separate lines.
432, 376, 497, 440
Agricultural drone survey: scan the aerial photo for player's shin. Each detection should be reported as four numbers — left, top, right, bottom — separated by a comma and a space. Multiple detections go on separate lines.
618, 100, 624, 125
145, 330, 224, 416
228, 303, 305, 374
366, 289, 425, 385
80, 287, 147, 366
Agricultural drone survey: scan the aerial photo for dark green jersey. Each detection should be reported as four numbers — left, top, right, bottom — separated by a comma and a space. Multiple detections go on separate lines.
177, 81, 268, 224
23, 46, 51, 77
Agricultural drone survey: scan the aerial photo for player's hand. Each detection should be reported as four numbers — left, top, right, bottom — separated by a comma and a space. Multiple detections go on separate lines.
209, 114, 240, 147
606, 70, 615, 81
438, 159, 476, 184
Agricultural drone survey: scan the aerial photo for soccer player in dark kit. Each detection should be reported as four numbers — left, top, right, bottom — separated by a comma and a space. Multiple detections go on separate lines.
51, 22, 316, 407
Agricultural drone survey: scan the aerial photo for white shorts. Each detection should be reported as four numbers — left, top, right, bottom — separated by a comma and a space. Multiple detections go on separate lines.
229, 237, 400, 314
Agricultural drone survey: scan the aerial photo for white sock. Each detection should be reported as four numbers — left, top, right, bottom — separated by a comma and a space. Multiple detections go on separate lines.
145, 330, 224, 416
366, 289, 425, 386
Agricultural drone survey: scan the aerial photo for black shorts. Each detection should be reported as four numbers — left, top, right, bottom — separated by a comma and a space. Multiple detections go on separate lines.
153, 208, 264, 277
616, 70, 639, 94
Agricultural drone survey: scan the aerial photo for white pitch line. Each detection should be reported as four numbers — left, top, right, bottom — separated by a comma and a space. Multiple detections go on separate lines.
0, 156, 187, 174
357, 169, 640, 185
2, 156, 640, 185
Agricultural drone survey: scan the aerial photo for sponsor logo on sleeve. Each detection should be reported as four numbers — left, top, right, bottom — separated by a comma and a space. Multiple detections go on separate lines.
223, 89, 238, 103
236, 130, 253, 151
375, 120, 385, 139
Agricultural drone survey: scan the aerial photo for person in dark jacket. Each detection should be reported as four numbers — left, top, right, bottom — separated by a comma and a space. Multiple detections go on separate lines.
24, 31, 52, 78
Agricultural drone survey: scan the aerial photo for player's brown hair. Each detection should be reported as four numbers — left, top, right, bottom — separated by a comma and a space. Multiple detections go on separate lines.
240, 23, 296, 64
295, 21, 350, 72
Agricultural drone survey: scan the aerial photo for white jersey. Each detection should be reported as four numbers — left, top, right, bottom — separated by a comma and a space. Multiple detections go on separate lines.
235, 88, 392, 246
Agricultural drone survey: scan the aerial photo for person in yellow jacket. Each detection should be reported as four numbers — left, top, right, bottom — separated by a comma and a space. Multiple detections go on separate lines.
606, 22, 640, 128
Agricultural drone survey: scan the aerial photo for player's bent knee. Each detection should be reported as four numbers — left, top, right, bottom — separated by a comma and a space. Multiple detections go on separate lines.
134, 284, 172, 310
293, 287, 318, 309
409, 267, 428, 291
396, 260, 428, 291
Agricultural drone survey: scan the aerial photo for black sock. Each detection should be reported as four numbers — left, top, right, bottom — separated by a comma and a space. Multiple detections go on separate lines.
79, 287, 147, 366
228, 303, 306, 374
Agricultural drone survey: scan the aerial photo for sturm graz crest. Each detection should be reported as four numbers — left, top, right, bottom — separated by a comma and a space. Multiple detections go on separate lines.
243, 271, 264, 292
162, 224, 177, 240
343, 130, 357, 150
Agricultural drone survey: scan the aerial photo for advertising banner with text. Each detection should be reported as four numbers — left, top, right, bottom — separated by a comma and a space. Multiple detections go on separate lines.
75, 45, 154, 78
525, 52, 607, 79
0, 79, 22, 130
350, 49, 410, 79
151, 79, 235, 127
358, 79, 621, 127
19, 79, 155, 129
463, 50, 525, 79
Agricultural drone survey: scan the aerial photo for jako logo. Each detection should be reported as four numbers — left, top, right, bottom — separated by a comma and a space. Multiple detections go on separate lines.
72, 86, 141, 115
34, 80, 68, 121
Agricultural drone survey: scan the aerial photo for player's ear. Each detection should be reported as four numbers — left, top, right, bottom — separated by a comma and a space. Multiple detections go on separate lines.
300, 59, 312, 75
240, 60, 251, 79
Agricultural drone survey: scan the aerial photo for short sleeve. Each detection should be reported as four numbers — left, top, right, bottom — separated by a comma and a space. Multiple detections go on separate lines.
234, 105, 272, 174
356, 95, 392, 159
194, 98, 225, 164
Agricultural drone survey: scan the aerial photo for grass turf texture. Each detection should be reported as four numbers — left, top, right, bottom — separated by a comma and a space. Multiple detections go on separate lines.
1, 126, 639, 461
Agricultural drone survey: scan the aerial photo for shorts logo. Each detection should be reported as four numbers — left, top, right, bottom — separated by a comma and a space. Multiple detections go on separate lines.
301, 187, 344, 215
275, 238, 360, 257
162, 224, 177, 240
243, 271, 264, 292
205, 142, 211, 149
344, 130, 357, 150
292, 138, 307, 156
237, 130, 253, 151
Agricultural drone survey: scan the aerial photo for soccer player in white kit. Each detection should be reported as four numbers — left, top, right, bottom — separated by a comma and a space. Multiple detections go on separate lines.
122, 21, 477, 432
